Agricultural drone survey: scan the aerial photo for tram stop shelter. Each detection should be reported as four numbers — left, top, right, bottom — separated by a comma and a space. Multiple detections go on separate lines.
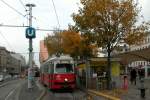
77, 57, 123, 91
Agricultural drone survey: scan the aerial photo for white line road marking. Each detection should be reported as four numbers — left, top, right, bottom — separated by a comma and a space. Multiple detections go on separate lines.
4, 88, 16, 100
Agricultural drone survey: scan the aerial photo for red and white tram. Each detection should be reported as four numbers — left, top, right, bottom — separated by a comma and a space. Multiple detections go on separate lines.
40, 55, 76, 90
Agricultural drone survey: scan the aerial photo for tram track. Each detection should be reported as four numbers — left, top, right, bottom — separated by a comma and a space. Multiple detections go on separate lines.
42, 88, 86, 100
4, 87, 17, 100
0, 79, 20, 88
0, 79, 25, 100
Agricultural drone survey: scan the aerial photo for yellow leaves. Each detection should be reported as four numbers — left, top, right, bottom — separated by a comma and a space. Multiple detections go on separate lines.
61, 30, 81, 55
44, 29, 98, 57
72, 0, 149, 50
123, 23, 148, 45
124, 31, 146, 45
44, 33, 61, 55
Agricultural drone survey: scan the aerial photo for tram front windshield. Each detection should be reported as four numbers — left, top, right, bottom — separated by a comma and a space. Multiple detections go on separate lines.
55, 63, 73, 73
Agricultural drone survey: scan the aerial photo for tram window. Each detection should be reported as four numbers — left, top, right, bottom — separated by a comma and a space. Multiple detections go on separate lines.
55, 64, 73, 73
49, 63, 54, 73
44, 64, 48, 73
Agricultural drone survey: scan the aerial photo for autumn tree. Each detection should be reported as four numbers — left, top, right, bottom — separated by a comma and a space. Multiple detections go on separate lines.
72, 0, 149, 89
44, 30, 62, 56
44, 29, 97, 58
61, 30, 81, 57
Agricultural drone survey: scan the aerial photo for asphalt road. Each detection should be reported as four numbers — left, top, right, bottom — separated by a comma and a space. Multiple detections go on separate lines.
42, 89, 87, 100
0, 79, 25, 100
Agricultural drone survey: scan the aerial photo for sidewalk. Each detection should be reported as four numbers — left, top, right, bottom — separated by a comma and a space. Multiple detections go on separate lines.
121, 79, 150, 100
19, 78, 46, 100
101, 78, 150, 100
87, 78, 150, 100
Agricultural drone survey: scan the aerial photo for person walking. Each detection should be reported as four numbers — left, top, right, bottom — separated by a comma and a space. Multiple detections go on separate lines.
130, 68, 137, 85
138, 69, 145, 80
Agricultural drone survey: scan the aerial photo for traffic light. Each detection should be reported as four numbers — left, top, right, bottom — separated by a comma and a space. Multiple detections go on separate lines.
25, 27, 36, 39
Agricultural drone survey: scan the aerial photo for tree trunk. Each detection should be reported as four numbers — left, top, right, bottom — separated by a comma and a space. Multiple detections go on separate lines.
107, 42, 112, 90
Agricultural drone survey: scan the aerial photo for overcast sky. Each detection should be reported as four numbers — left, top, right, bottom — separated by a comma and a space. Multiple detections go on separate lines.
0, 0, 149, 66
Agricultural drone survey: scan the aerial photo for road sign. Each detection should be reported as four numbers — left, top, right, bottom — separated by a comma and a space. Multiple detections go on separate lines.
26, 27, 36, 38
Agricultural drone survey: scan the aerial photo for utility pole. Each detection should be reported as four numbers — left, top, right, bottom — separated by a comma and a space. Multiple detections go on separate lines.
26, 3, 36, 90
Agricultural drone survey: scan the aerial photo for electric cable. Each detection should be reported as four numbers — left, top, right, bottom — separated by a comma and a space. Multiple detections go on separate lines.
16, 51, 48, 54
0, 31, 14, 51
0, 24, 65, 31
18, 0, 27, 11
50, 0, 61, 28
0, 0, 25, 17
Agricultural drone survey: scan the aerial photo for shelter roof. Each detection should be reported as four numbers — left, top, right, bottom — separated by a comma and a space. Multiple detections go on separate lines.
113, 47, 150, 64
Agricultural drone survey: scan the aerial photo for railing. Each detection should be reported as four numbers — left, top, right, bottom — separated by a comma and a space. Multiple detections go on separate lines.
88, 76, 108, 91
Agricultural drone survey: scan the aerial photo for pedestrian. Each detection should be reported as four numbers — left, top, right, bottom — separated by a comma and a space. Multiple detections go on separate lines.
122, 75, 128, 90
138, 69, 144, 80
130, 68, 137, 85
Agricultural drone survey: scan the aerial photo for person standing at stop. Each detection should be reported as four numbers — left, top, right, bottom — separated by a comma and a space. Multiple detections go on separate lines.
130, 68, 137, 85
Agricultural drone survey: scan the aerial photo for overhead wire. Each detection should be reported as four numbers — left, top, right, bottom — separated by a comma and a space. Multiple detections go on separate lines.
18, 0, 29, 27
0, 24, 28, 27
50, 0, 61, 28
0, 31, 14, 51
0, 0, 25, 17
0, 24, 65, 31
18, 0, 27, 11
16, 51, 48, 54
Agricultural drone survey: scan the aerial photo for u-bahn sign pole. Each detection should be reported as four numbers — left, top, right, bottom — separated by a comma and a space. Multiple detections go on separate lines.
25, 4, 36, 89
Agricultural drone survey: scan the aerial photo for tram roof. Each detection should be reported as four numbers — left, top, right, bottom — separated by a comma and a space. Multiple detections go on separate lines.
44, 55, 73, 63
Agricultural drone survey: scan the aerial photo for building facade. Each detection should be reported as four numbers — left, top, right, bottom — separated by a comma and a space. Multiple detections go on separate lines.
0, 46, 26, 75
0, 47, 9, 74
39, 40, 49, 63
10, 52, 26, 75
128, 33, 150, 68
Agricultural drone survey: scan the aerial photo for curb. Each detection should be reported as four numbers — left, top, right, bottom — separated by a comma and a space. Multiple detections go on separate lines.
36, 88, 46, 100
36, 80, 46, 100
88, 89, 120, 100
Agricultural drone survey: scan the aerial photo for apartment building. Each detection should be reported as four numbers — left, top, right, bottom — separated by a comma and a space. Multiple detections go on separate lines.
0, 46, 26, 75
128, 33, 150, 68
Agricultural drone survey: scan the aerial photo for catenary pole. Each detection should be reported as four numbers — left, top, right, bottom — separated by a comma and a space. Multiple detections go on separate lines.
26, 3, 35, 89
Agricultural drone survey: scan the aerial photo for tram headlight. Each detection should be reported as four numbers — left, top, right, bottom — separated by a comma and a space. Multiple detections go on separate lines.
64, 78, 68, 82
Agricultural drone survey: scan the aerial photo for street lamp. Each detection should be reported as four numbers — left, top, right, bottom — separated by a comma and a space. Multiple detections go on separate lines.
26, 3, 36, 90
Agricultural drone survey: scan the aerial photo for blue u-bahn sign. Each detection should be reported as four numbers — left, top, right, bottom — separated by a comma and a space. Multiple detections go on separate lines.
26, 27, 36, 39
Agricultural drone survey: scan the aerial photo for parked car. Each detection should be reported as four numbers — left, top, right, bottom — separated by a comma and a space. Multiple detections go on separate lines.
0, 75, 4, 82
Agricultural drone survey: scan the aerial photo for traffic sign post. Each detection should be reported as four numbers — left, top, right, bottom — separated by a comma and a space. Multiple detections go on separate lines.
26, 3, 36, 90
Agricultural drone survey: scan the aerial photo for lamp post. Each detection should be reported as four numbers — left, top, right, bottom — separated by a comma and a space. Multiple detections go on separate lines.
26, 3, 36, 90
